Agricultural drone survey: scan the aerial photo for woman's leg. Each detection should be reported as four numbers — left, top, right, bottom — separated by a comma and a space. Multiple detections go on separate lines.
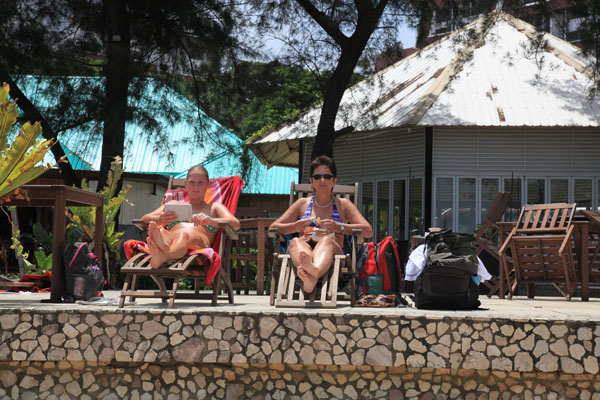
147, 226, 211, 269
287, 238, 319, 292
299, 236, 342, 279
288, 238, 312, 267
148, 221, 175, 253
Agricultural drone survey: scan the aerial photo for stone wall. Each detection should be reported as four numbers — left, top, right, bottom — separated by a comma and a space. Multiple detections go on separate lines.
0, 308, 599, 398
1, 362, 600, 399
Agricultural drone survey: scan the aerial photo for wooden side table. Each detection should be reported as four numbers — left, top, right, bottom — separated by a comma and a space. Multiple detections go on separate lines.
230, 217, 275, 295
1, 185, 104, 302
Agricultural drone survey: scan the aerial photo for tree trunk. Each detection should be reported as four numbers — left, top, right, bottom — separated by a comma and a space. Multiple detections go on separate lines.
311, 46, 364, 159
99, 0, 130, 191
310, 1, 387, 160
0, 68, 81, 187
415, 1, 433, 49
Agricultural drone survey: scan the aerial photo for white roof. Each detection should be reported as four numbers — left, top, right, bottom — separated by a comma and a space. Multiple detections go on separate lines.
248, 11, 600, 167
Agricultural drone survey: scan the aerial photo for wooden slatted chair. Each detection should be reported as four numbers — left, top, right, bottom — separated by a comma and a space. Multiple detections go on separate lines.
498, 203, 577, 300
119, 176, 242, 308
579, 210, 600, 292
268, 181, 363, 308
475, 192, 512, 297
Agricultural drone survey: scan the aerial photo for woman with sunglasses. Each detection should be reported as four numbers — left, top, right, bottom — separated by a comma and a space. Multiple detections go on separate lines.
270, 155, 372, 293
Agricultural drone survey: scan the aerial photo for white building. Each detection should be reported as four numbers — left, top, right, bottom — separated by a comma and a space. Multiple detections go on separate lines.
248, 11, 600, 242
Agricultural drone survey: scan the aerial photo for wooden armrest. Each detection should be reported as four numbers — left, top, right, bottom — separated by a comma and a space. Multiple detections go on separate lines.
558, 224, 575, 254
498, 228, 517, 255
132, 219, 147, 232
218, 221, 239, 240
268, 227, 280, 238
351, 228, 364, 245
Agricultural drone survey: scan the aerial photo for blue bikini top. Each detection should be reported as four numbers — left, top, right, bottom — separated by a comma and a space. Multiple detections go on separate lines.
300, 196, 342, 226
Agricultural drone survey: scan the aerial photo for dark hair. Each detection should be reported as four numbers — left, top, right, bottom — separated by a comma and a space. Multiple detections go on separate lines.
309, 155, 337, 178
186, 164, 209, 180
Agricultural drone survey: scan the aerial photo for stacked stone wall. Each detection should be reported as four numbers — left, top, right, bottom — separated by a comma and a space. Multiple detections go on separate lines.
1, 361, 600, 399
0, 308, 598, 398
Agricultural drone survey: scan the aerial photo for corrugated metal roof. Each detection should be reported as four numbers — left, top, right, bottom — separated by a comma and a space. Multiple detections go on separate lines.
174, 153, 298, 194
248, 11, 600, 166
16, 76, 297, 194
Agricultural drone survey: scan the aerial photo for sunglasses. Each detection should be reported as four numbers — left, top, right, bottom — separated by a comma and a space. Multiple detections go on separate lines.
312, 174, 334, 180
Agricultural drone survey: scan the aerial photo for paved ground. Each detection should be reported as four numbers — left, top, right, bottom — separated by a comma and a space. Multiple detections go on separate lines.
0, 290, 598, 322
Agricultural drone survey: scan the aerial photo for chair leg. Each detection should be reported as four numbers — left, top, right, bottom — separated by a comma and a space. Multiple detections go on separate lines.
129, 274, 140, 303
119, 274, 133, 308
275, 256, 292, 304
269, 255, 278, 306
169, 276, 181, 308
225, 267, 235, 304
212, 269, 222, 306
483, 277, 500, 298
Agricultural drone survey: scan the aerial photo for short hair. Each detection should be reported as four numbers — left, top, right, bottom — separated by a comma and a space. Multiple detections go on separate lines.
310, 155, 337, 178
186, 164, 209, 180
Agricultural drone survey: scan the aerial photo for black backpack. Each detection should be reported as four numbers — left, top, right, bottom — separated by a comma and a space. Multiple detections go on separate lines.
414, 230, 480, 310
62, 242, 104, 302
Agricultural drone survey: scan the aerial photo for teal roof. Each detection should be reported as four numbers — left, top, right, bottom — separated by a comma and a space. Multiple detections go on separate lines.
175, 151, 297, 194
17, 76, 296, 194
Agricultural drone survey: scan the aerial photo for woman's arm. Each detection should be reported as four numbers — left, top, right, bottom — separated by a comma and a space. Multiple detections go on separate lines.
339, 198, 373, 238
195, 203, 241, 230
270, 198, 311, 235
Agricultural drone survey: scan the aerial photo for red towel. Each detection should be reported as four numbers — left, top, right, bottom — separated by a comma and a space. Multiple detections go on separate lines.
5, 271, 52, 292
123, 240, 221, 285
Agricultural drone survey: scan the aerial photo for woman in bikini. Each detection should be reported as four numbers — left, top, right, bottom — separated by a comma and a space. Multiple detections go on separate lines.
141, 165, 240, 268
270, 155, 372, 293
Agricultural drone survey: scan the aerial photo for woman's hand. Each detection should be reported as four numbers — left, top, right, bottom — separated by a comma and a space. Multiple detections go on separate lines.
158, 211, 178, 226
192, 213, 215, 227
319, 219, 342, 233
294, 219, 311, 234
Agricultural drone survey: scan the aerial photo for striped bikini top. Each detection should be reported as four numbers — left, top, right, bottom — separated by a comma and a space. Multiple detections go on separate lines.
301, 196, 343, 226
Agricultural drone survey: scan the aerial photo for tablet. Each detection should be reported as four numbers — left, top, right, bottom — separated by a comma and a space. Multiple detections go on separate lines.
164, 203, 193, 221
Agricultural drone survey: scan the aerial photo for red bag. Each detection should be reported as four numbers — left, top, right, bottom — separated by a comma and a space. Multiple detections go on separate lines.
356, 236, 401, 297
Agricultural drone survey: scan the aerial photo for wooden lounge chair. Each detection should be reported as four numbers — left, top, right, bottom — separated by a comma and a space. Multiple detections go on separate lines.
498, 203, 577, 300
268, 181, 363, 308
474, 192, 512, 297
118, 176, 242, 308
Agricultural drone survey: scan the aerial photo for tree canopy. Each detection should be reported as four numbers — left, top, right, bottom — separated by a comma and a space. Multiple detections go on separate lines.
0, 0, 244, 189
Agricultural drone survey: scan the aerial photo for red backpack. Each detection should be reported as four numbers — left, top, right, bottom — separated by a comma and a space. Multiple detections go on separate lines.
356, 236, 402, 298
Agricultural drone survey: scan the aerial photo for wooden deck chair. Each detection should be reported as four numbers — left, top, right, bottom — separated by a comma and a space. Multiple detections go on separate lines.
498, 203, 577, 300
268, 181, 363, 308
579, 210, 600, 292
475, 192, 512, 297
118, 175, 243, 308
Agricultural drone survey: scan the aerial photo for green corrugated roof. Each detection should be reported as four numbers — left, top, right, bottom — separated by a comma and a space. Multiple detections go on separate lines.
16, 76, 296, 194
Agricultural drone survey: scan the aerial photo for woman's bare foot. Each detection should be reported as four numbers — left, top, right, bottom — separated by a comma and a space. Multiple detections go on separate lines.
148, 221, 169, 253
297, 265, 318, 293
298, 250, 318, 277
147, 236, 167, 269
297, 251, 318, 293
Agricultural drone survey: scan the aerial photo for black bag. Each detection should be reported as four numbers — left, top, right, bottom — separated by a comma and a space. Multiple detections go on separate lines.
62, 242, 104, 302
414, 230, 481, 310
